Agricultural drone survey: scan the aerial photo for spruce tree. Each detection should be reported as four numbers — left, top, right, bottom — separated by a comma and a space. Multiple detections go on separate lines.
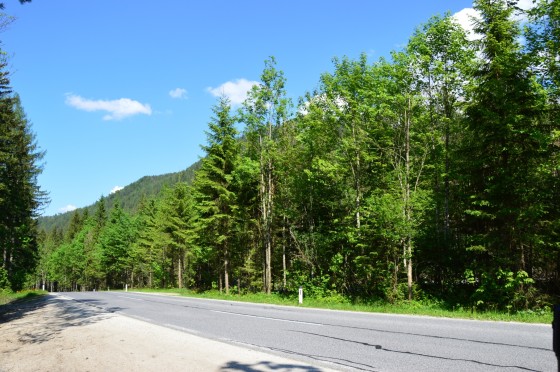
194, 96, 239, 294
0, 55, 47, 289
460, 0, 548, 308
159, 183, 197, 289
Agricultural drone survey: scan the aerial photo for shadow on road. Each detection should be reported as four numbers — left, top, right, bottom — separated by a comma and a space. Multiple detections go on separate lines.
0, 294, 115, 347
220, 360, 325, 372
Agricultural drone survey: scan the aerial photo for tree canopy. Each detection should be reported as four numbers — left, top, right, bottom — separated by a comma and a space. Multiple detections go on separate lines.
29, 1, 560, 311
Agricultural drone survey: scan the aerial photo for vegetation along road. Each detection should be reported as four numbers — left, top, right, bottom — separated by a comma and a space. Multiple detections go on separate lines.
22, 291, 557, 372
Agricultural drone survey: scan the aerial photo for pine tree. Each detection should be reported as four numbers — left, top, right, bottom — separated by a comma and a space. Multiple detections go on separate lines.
133, 198, 161, 288
0, 54, 47, 289
194, 96, 239, 294
459, 0, 548, 308
159, 183, 198, 289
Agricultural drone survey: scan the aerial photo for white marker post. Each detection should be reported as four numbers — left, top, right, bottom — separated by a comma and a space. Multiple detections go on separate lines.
298, 286, 303, 304
125, 284, 128, 292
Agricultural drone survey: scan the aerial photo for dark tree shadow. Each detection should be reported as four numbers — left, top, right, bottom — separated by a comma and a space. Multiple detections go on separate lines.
0, 293, 50, 323
0, 294, 119, 347
220, 360, 326, 372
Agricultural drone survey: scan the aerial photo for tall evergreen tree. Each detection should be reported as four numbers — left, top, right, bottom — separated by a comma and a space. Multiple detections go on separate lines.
194, 96, 239, 294
159, 183, 198, 289
0, 54, 47, 289
132, 198, 162, 288
526, 0, 560, 297
459, 0, 548, 308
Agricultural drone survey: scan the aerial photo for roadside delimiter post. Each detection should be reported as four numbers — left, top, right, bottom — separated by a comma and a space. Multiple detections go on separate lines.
298, 286, 303, 304
553, 304, 559, 372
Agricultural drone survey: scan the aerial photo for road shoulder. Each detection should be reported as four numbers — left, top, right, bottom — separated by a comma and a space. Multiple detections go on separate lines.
0, 294, 335, 372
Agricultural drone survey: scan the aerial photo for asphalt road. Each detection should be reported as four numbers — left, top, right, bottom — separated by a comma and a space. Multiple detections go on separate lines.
58, 291, 556, 372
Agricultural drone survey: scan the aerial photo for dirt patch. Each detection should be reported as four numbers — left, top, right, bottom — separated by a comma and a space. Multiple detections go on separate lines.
0, 294, 334, 372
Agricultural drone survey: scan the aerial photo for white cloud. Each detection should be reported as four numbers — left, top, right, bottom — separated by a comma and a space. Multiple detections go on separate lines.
512, 0, 539, 21
206, 78, 259, 105
59, 204, 77, 213
453, 7, 482, 41
110, 185, 124, 194
453, 1, 538, 39
65, 94, 152, 121
169, 88, 187, 99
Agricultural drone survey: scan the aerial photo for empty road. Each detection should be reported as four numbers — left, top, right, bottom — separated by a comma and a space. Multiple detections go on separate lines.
58, 291, 555, 371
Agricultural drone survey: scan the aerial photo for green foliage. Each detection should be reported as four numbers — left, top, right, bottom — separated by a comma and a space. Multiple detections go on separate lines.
0, 267, 11, 293
0, 290, 46, 307
0, 54, 47, 291
38, 161, 201, 232
465, 268, 536, 311
35, 5, 560, 314
194, 97, 238, 293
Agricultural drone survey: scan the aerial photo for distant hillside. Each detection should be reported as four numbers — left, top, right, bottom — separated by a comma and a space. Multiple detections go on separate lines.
38, 160, 201, 233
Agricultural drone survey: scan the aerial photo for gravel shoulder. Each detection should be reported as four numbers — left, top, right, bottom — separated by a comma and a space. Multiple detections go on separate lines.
0, 294, 334, 372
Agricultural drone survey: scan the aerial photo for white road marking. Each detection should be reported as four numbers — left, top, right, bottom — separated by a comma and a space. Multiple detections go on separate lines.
209, 309, 322, 326
116, 295, 144, 301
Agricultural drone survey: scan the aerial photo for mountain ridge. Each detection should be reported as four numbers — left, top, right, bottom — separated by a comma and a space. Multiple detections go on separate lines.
38, 160, 201, 232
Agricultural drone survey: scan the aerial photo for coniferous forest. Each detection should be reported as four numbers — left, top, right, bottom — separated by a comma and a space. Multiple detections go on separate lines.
3, 1, 560, 313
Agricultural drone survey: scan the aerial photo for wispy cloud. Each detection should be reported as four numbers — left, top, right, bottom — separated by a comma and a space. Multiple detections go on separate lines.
110, 185, 124, 194
59, 204, 77, 213
206, 78, 259, 105
169, 88, 187, 99
65, 94, 152, 121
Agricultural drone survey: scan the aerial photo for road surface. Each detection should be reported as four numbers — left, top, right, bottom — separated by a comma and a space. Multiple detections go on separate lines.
57, 291, 555, 371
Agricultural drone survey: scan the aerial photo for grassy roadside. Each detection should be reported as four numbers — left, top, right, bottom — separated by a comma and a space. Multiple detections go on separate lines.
0, 290, 47, 306
132, 288, 553, 324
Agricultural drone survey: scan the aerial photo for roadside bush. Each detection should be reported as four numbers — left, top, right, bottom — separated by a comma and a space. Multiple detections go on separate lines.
465, 268, 535, 311
0, 267, 12, 294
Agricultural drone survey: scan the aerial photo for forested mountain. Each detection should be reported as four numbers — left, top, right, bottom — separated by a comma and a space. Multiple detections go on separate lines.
37, 160, 201, 232
31, 0, 560, 312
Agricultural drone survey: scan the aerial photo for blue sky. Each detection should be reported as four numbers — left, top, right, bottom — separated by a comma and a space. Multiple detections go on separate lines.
3, 0, 476, 216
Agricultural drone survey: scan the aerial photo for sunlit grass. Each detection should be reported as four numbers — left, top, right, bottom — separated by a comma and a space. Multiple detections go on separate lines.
132, 288, 553, 324
0, 289, 47, 306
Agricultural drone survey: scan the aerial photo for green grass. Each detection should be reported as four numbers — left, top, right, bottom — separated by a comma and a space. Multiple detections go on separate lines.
132, 288, 553, 324
0, 289, 47, 306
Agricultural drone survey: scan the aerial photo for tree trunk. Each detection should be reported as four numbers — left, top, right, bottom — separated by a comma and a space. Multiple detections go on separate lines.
224, 243, 229, 295
405, 98, 413, 301
178, 254, 183, 289
282, 220, 287, 289
260, 133, 273, 295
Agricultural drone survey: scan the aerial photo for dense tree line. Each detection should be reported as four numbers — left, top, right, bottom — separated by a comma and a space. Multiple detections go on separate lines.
0, 51, 47, 290
37, 1, 559, 311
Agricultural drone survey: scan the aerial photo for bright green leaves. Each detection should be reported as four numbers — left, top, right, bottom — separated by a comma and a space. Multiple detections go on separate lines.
240, 57, 292, 294
34, 6, 559, 310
